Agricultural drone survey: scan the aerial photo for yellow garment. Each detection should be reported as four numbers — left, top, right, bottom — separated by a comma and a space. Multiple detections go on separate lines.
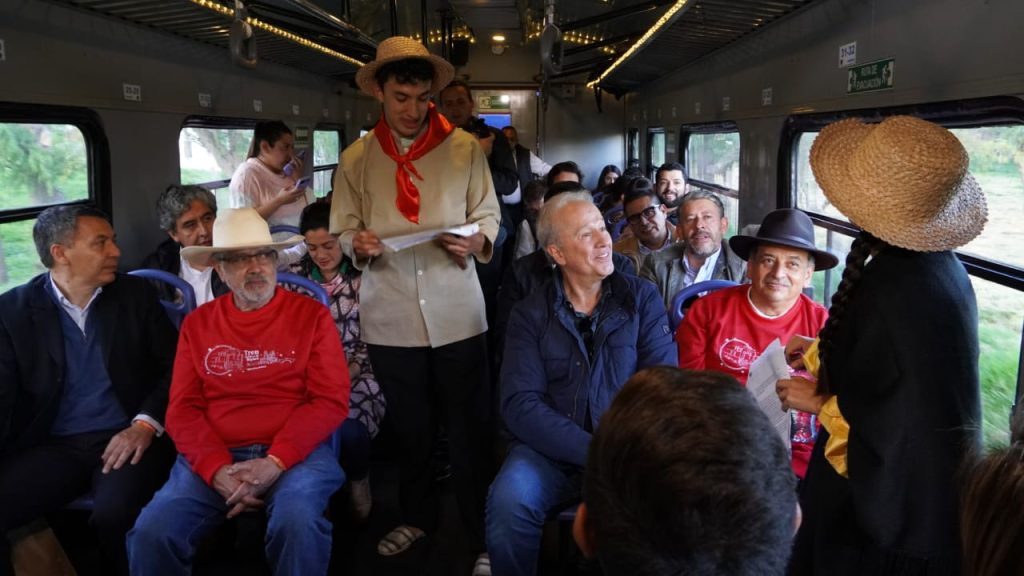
802, 340, 850, 478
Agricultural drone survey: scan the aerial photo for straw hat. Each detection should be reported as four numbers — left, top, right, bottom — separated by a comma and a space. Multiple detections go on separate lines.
810, 116, 987, 252
355, 36, 455, 96
180, 208, 302, 268
729, 208, 839, 270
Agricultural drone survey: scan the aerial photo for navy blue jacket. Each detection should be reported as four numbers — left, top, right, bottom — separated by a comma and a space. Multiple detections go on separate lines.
0, 273, 178, 455
501, 270, 676, 467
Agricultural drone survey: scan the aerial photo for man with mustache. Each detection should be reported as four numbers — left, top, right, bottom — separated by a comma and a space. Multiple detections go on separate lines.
676, 208, 837, 479
142, 184, 229, 306
128, 208, 349, 575
655, 161, 687, 225
612, 177, 676, 272
640, 189, 745, 310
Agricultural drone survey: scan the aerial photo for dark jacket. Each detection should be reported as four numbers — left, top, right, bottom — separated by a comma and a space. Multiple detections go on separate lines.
141, 238, 229, 302
639, 239, 746, 310
0, 273, 179, 454
501, 270, 677, 467
791, 248, 981, 576
495, 249, 636, 358
512, 144, 534, 191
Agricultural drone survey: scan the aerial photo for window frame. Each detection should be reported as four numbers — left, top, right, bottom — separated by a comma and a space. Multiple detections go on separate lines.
0, 101, 111, 224
679, 121, 741, 203
646, 126, 666, 179
179, 115, 259, 192
779, 95, 1024, 419
312, 123, 345, 196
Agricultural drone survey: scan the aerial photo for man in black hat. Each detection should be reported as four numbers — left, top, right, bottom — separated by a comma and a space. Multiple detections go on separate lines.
676, 208, 837, 479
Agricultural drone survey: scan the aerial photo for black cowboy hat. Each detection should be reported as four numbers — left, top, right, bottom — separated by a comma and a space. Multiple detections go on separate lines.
728, 208, 838, 270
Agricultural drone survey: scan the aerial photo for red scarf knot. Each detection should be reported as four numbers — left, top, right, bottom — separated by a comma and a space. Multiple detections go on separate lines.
373, 102, 454, 224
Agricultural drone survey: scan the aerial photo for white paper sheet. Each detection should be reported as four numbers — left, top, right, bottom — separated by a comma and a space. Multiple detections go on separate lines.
381, 223, 480, 252
746, 338, 794, 451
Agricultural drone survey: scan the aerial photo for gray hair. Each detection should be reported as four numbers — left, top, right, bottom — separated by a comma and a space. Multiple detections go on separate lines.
536, 191, 594, 250
156, 185, 217, 232
679, 188, 726, 219
33, 204, 111, 268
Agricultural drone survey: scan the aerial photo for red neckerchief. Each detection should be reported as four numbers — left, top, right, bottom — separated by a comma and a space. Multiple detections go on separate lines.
373, 102, 454, 224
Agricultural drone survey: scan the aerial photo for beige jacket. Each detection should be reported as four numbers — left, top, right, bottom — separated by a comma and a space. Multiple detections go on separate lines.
331, 127, 501, 348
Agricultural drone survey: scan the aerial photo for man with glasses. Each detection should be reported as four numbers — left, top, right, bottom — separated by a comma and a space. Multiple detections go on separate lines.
613, 177, 676, 272
129, 208, 350, 575
485, 191, 676, 576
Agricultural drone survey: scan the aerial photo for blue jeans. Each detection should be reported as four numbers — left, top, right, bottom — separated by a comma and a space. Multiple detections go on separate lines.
127, 444, 344, 576
485, 443, 582, 576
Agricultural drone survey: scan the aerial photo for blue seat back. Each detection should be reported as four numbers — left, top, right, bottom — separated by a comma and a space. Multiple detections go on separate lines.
669, 279, 738, 332
128, 268, 197, 328
269, 224, 301, 236
276, 272, 330, 307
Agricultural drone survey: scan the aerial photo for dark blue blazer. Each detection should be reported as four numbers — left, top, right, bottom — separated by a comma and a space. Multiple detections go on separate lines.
0, 273, 178, 455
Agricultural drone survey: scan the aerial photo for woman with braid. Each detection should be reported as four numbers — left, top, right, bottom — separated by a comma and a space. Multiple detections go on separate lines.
777, 116, 987, 576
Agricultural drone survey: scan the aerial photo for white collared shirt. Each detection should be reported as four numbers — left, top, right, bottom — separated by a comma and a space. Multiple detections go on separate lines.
681, 248, 722, 287
179, 255, 215, 306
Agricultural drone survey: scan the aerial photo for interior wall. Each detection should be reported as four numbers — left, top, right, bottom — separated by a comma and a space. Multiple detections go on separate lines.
625, 0, 1024, 226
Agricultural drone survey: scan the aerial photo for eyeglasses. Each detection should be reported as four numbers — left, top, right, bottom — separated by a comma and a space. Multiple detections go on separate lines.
217, 249, 278, 266
626, 205, 660, 225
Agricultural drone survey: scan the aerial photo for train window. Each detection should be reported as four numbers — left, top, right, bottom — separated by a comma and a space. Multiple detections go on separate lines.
0, 105, 107, 294
681, 123, 741, 237
647, 128, 666, 179
626, 128, 640, 170
784, 100, 1024, 447
179, 124, 254, 208
313, 127, 342, 198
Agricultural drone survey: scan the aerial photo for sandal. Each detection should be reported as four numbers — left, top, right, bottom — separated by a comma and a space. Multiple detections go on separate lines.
377, 525, 425, 556
472, 553, 491, 576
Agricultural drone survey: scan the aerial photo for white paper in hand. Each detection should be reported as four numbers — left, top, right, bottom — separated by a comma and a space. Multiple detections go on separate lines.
381, 223, 480, 252
746, 338, 793, 451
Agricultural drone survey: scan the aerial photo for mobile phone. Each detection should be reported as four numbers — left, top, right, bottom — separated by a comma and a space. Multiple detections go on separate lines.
295, 176, 312, 189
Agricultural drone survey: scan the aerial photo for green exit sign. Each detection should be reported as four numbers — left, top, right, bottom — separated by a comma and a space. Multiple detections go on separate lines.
478, 95, 511, 110
847, 58, 895, 94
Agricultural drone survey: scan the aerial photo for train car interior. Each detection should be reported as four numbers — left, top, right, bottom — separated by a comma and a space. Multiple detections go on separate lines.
2, 0, 1023, 574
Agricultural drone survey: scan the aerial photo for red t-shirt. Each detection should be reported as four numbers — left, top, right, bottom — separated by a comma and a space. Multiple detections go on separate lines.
677, 285, 827, 478
167, 288, 350, 484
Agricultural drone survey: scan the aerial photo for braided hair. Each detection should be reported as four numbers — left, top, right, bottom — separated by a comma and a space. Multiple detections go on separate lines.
816, 230, 888, 395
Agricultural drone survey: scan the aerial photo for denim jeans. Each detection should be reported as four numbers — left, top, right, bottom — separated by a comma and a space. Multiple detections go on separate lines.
485, 443, 582, 576
127, 443, 344, 576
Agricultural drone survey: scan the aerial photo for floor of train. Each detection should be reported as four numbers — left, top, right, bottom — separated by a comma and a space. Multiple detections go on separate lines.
50, 440, 598, 576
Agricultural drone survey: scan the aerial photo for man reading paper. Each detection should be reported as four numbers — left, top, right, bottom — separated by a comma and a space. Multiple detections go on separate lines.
676, 209, 837, 479
329, 37, 500, 565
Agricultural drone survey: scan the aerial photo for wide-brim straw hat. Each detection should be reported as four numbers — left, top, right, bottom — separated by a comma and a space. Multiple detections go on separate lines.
181, 208, 302, 268
355, 36, 455, 96
729, 208, 839, 270
810, 115, 987, 252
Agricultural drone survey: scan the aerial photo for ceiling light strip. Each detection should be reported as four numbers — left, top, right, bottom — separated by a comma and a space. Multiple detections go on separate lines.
586, 0, 692, 89
187, 0, 365, 67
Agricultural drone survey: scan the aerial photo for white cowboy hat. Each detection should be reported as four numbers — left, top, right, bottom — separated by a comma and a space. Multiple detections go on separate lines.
355, 36, 455, 97
180, 208, 302, 267
810, 115, 987, 252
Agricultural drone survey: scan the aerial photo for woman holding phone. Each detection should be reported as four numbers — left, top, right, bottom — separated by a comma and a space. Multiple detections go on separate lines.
229, 120, 310, 228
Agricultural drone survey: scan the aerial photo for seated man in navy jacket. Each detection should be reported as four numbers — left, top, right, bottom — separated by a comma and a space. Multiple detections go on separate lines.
0, 205, 178, 576
485, 191, 677, 576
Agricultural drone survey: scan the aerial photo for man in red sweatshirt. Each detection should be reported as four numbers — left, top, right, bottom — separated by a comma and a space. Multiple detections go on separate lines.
677, 208, 837, 479
128, 208, 350, 576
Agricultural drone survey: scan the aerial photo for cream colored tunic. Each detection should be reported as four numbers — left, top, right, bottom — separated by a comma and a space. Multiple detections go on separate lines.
330, 128, 500, 348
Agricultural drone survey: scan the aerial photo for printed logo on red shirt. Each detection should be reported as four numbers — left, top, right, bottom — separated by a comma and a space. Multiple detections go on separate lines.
718, 338, 758, 373
204, 344, 296, 376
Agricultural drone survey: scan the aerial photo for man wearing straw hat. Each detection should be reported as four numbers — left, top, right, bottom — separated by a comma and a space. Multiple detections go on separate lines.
330, 37, 500, 566
128, 208, 350, 575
